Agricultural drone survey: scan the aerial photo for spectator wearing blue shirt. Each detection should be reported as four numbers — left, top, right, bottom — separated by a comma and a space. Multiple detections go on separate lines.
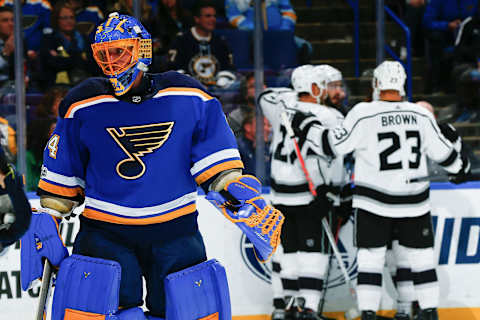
423, 0, 478, 93
0, 0, 52, 53
236, 111, 271, 186
225, 0, 312, 64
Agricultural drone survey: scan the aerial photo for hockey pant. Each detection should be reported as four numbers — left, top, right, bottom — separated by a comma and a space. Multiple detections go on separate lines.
52, 254, 231, 320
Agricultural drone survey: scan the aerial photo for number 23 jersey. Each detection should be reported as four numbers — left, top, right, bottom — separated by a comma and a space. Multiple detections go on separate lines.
317, 100, 462, 217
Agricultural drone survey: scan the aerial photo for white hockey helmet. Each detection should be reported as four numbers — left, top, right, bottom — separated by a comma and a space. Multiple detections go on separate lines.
316, 64, 343, 85
372, 60, 406, 98
291, 65, 325, 102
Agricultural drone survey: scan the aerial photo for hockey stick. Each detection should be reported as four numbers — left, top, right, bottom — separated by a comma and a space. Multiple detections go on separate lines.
280, 112, 360, 320
36, 259, 53, 320
406, 167, 480, 183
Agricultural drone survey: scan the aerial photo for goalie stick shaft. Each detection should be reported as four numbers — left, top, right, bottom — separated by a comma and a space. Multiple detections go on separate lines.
36, 259, 53, 320
280, 112, 360, 317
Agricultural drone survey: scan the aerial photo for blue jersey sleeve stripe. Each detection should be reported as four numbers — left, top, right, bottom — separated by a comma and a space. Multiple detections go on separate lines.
42, 169, 85, 188
83, 203, 197, 225
191, 148, 241, 176
153, 87, 214, 101
195, 160, 244, 185
192, 157, 242, 178
38, 179, 84, 198
65, 95, 118, 118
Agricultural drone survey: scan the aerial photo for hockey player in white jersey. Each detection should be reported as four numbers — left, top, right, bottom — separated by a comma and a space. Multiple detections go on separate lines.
291, 61, 471, 320
259, 65, 350, 320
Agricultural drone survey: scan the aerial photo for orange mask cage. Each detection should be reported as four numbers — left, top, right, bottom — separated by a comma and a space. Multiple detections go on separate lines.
91, 38, 152, 76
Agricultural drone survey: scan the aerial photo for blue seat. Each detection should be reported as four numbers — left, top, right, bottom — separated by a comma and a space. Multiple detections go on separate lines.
263, 30, 297, 69
214, 29, 252, 69
215, 30, 297, 70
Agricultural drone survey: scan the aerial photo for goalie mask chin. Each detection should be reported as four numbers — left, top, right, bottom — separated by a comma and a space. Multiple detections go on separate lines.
91, 13, 152, 96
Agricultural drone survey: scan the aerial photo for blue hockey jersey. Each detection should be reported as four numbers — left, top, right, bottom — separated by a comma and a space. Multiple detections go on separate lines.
38, 72, 243, 226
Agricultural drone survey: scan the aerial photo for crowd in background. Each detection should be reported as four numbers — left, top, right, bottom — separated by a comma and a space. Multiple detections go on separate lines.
0, 0, 479, 191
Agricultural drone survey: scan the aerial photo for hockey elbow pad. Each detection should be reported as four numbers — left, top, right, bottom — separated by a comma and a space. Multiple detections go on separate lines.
20, 209, 68, 291
206, 175, 284, 262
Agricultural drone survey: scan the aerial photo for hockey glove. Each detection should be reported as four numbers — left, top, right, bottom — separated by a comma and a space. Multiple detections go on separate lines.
310, 186, 334, 219
20, 209, 68, 290
291, 111, 317, 141
449, 154, 471, 184
206, 175, 284, 262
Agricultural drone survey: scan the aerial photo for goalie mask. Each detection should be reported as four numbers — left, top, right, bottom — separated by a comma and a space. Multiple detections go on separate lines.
372, 60, 406, 100
291, 65, 325, 104
92, 13, 152, 96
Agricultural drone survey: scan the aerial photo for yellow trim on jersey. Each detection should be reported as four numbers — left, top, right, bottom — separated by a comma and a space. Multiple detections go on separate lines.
195, 160, 244, 185
282, 11, 297, 22
38, 180, 84, 198
64, 94, 117, 118
83, 203, 196, 225
230, 16, 243, 28
154, 87, 214, 101
282, 11, 297, 21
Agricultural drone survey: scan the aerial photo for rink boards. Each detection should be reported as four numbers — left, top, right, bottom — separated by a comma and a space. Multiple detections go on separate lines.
1, 182, 480, 319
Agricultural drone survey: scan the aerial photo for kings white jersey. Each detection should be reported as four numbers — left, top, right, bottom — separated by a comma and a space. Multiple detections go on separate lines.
305, 100, 463, 217
259, 88, 348, 206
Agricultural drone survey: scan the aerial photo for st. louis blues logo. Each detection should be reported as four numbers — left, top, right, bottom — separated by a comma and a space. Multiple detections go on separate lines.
240, 216, 358, 286
107, 122, 174, 180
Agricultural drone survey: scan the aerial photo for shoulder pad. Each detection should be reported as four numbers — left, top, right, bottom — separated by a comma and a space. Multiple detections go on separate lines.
59, 78, 113, 118
150, 71, 214, 96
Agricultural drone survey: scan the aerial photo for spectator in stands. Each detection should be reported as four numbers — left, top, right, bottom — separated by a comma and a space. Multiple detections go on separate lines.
0, 0, 52, 53
39, 1, 94, 90
0, 6, 14, 88
236, 110, 271, 185
225, 0, 312, 64
35, 84, 69, 119
149, 0, 193, 71
66, 0, 104, 38
107, 0, 153, 24
452, 5, 480, 122
167, 0, 237, 89
227, 72, 265, 135
423, 0, 478, 93
405, 0, 426, 57
26, 118, 56, 191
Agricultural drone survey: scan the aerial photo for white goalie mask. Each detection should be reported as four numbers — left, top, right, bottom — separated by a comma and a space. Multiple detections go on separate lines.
372, 60, 406, 100
291, 64, 325, 103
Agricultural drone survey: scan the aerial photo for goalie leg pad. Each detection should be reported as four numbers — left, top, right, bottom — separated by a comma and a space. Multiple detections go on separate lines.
20, 212, 68, 291
165, 259, 231, 320
52, 254, 121, 320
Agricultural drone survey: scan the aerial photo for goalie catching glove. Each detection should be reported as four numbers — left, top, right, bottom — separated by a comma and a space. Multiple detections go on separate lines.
206, 175, 284, 262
